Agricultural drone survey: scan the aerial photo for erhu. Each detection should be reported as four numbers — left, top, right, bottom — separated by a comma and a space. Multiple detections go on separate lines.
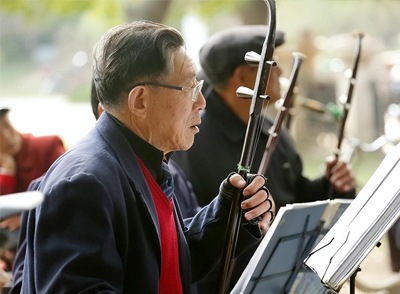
258, 51, 307, 174
328, 31, 364, 199
218, 0, 277, 293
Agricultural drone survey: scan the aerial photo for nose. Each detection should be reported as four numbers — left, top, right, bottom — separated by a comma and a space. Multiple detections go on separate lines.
194, 91, 206, 111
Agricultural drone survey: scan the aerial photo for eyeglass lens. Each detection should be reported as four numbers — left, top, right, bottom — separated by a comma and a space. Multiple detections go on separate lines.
192, 80, 204, 102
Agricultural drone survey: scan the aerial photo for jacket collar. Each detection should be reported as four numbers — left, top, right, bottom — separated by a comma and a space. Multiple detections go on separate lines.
95, 112, 161, 238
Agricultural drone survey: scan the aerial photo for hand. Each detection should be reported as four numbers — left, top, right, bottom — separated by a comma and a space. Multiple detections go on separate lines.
0, 215, 21, 231
228, 174, 275, 234
0, 153, 16, 174
325, 156, 356, 193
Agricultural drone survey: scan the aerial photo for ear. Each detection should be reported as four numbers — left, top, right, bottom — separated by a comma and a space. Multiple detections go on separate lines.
233, 65, 256, 88
127, 86, 148, 118
97, 102, 104, 117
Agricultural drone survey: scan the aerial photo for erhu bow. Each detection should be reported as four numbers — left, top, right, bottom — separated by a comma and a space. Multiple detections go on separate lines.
258, 51, 306, 174
217, 1, 277, 293
328, 31, 364, 199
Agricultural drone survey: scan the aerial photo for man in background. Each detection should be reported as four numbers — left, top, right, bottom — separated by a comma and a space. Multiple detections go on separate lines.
173, 25, 357, 293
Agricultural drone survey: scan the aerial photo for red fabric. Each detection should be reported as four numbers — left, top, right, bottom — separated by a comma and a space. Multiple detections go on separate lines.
0, 173, 16, 195
138, 158, 183, 294
14, 134, 66, 192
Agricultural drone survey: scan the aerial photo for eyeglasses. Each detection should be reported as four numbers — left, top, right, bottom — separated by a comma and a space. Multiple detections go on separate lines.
128, 80, 204, 102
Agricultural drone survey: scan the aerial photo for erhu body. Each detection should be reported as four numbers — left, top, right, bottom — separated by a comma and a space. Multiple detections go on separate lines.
218, 0, 277, 293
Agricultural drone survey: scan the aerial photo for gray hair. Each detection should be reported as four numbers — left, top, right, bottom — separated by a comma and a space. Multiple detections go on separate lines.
92, 20, 185, 111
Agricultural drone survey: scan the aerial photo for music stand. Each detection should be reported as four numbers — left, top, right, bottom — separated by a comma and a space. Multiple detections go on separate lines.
231, 199, 351, 294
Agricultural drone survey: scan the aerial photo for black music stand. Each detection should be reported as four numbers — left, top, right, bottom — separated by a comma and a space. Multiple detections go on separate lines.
349, 267, 361, 294
231, 199, 351, 294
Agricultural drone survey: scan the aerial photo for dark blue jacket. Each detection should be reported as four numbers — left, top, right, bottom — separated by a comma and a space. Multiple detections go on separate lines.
12, 113, 261, 294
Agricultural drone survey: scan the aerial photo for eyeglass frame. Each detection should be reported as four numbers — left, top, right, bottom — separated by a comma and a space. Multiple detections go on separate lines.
126, 80, 204, 102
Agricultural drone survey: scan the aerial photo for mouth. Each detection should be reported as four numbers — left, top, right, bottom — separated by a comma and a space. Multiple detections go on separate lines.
190, 121, 201, 132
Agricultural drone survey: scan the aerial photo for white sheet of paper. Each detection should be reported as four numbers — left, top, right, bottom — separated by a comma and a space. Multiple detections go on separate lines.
304, 143, 400, 291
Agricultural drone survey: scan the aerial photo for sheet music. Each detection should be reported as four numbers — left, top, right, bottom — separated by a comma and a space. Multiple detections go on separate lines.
304, 143, 400, 291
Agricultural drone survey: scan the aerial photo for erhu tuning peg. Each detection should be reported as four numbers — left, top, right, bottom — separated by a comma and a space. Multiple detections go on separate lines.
244, 51, 261, 65
236, 86, 270, 100
236, 86, 254, 99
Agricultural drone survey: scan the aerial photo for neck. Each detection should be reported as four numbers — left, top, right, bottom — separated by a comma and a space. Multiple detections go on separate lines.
215, 87, 251, 124
111, 111, 168, 157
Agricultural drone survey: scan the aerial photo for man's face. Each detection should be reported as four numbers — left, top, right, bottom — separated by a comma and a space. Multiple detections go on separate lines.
266, 64, 283, 103
247, 63, 283, 103
145, 47, 206, 153
0, 115, 22, 156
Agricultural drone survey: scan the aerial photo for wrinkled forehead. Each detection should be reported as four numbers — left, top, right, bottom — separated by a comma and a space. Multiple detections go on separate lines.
172, 47, 198, 82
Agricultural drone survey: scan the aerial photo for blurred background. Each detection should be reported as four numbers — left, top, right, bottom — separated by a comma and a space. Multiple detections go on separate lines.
1, 1, 399, 293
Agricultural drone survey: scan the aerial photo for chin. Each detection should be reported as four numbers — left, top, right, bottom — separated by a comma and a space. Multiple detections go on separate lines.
179, 139, 194, 151
179, 144, 192, 151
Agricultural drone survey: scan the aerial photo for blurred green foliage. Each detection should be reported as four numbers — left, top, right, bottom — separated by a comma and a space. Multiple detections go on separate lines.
0, 0, 248, 24
0, 0, 124, 25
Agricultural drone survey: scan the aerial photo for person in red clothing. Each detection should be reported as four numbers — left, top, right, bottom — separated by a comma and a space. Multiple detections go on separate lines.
0, 108, 66, 194
0, 107, 66, 270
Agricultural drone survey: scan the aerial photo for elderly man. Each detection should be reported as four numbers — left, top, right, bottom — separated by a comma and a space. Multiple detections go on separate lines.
90, 78, 201, 218
11, 21, 274, 294
173, 25, 357, 293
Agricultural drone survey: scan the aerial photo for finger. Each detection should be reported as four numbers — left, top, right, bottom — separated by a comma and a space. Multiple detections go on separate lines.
331, 168, 355, 190
326, 155, 337, 165
329, 161, 349, 175
329, 161, 354, 184
243, 198, 272, 222
342, 179, 356, 192
325, 155, 338, 171
258, 210, 275, 233
330, 163, 354, 185
9, 226, 17, 232
241, 188, 269, 209
242, 175, 266, 197
332, 176, 356, 192
330, 167, 349, 184
228, 173, 247, 189
242, 191, 275, 220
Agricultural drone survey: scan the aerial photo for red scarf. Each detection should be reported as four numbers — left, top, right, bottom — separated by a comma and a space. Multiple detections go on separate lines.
138, 158, 183, 294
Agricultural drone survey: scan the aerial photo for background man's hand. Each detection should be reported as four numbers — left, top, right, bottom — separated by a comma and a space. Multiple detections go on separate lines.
325, 156, 357, 193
